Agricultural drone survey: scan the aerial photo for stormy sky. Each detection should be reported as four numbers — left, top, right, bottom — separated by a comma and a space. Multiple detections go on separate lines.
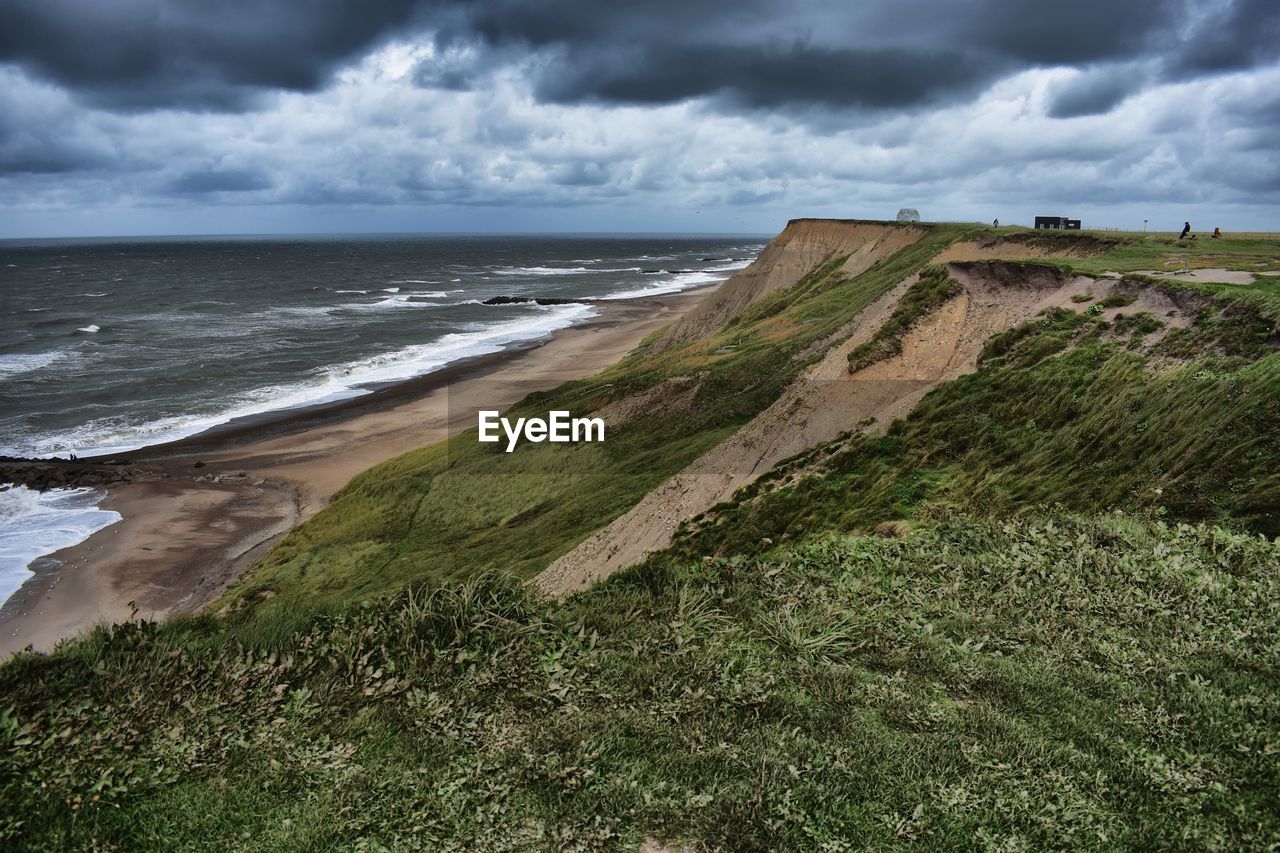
2, 0, 1278, 237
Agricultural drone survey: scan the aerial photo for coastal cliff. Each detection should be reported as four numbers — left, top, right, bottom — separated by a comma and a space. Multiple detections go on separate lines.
4, 220, 1280, 848
651, 218, 925, 350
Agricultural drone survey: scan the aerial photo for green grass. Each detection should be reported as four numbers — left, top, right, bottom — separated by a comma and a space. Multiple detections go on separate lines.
4, 514, 1277, 848
682, 310, 1280, 558
222, 224, 973, 619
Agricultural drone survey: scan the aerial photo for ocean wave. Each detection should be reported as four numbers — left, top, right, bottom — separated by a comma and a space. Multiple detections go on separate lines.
0, 350, 74, 378
260, 305, 337, 319
76, 324, 101, 333
0, 484, 122, 606
328, 302, 597, 386
347, 293, 445, 311
492, 266, 593, 276
494, 265, 647, 277
259, 293, 450, 320
4, 303, 598, 459
600, 259, 752, 300
334, 289, 368, 294
383, 287, 400, 293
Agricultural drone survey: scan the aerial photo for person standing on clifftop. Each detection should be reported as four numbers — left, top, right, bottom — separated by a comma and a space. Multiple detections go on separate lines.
1180, 221, 1191, 239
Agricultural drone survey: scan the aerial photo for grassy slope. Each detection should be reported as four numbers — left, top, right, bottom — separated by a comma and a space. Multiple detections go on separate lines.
3, 226, 1279, 849
3, 516, 1276, 848
222, 224, 968, 620
680, 303, 1280, 559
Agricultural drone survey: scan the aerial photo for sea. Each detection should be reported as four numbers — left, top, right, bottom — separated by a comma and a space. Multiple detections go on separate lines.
0, 233, 764, 604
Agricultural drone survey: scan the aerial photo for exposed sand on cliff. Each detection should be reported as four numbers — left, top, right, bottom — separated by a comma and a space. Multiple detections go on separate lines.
533, 257, 1194, 596
1134, 268, 1258, 285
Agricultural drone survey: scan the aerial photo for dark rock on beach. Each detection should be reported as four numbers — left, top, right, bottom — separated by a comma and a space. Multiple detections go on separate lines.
0, 455, 165, 492
481, 296, 581, 306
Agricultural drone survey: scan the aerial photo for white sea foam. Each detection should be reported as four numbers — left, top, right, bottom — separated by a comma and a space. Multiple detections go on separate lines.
493, 266, 594, 276
601, 259, 753, 300
261, 292, 451, 319
495, 265, 647, 277
326, 302, 596, 386
0, 484, 121, 607
347, 293, 449, 311
0, 350, 73, 378
77, 324, 101, 333
383, 287, 400, 293
4, 303, 597, 459
260, 305, 338, 319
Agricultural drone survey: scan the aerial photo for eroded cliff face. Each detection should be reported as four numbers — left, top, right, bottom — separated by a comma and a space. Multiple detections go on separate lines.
533, 221, 1188, 596
650, 219, 925, 352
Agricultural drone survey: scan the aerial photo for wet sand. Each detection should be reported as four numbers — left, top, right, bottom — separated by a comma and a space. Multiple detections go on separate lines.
0, 284, 720, 654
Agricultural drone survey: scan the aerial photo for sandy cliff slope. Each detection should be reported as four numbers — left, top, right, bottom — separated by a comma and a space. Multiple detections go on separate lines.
651, 219, 924, 351
535, 225, 1174, 595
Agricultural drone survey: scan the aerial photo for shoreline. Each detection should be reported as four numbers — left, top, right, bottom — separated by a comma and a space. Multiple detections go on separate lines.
0, 282, 722, 655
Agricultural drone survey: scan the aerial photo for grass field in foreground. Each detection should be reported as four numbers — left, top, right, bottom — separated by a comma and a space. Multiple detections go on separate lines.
2, 514, 1276, 848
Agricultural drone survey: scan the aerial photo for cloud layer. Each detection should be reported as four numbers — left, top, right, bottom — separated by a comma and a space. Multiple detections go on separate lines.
2, 0, 1278, 234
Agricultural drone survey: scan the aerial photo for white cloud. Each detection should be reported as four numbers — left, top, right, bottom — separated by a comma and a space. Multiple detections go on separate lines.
2, 39, 1278, 236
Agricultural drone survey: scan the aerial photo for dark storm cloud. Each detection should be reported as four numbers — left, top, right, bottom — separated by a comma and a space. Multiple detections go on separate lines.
1172, 0, 1280, 75
0, 96, 109, 175
4, 0, 1279, 116
432, 0, 1279, 115
1047, 67, 1149, 118
548, 161, 611, 187
534, 43, 999, 110
169, 168, 272, 194
0, 0, 425, 110
0, 136, 100, 175
950, 0, 1177, 64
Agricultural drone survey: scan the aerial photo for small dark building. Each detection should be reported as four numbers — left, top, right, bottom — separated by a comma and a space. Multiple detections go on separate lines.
1035, 216, 1082, 230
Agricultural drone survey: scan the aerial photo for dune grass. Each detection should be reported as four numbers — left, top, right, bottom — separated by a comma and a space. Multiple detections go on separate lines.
4, 514, 1276, 848
683, 310, 1280, 560
221, 225, 971, 619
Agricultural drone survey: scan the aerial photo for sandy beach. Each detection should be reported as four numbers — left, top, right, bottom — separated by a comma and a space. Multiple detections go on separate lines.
0, 283, 720, 655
